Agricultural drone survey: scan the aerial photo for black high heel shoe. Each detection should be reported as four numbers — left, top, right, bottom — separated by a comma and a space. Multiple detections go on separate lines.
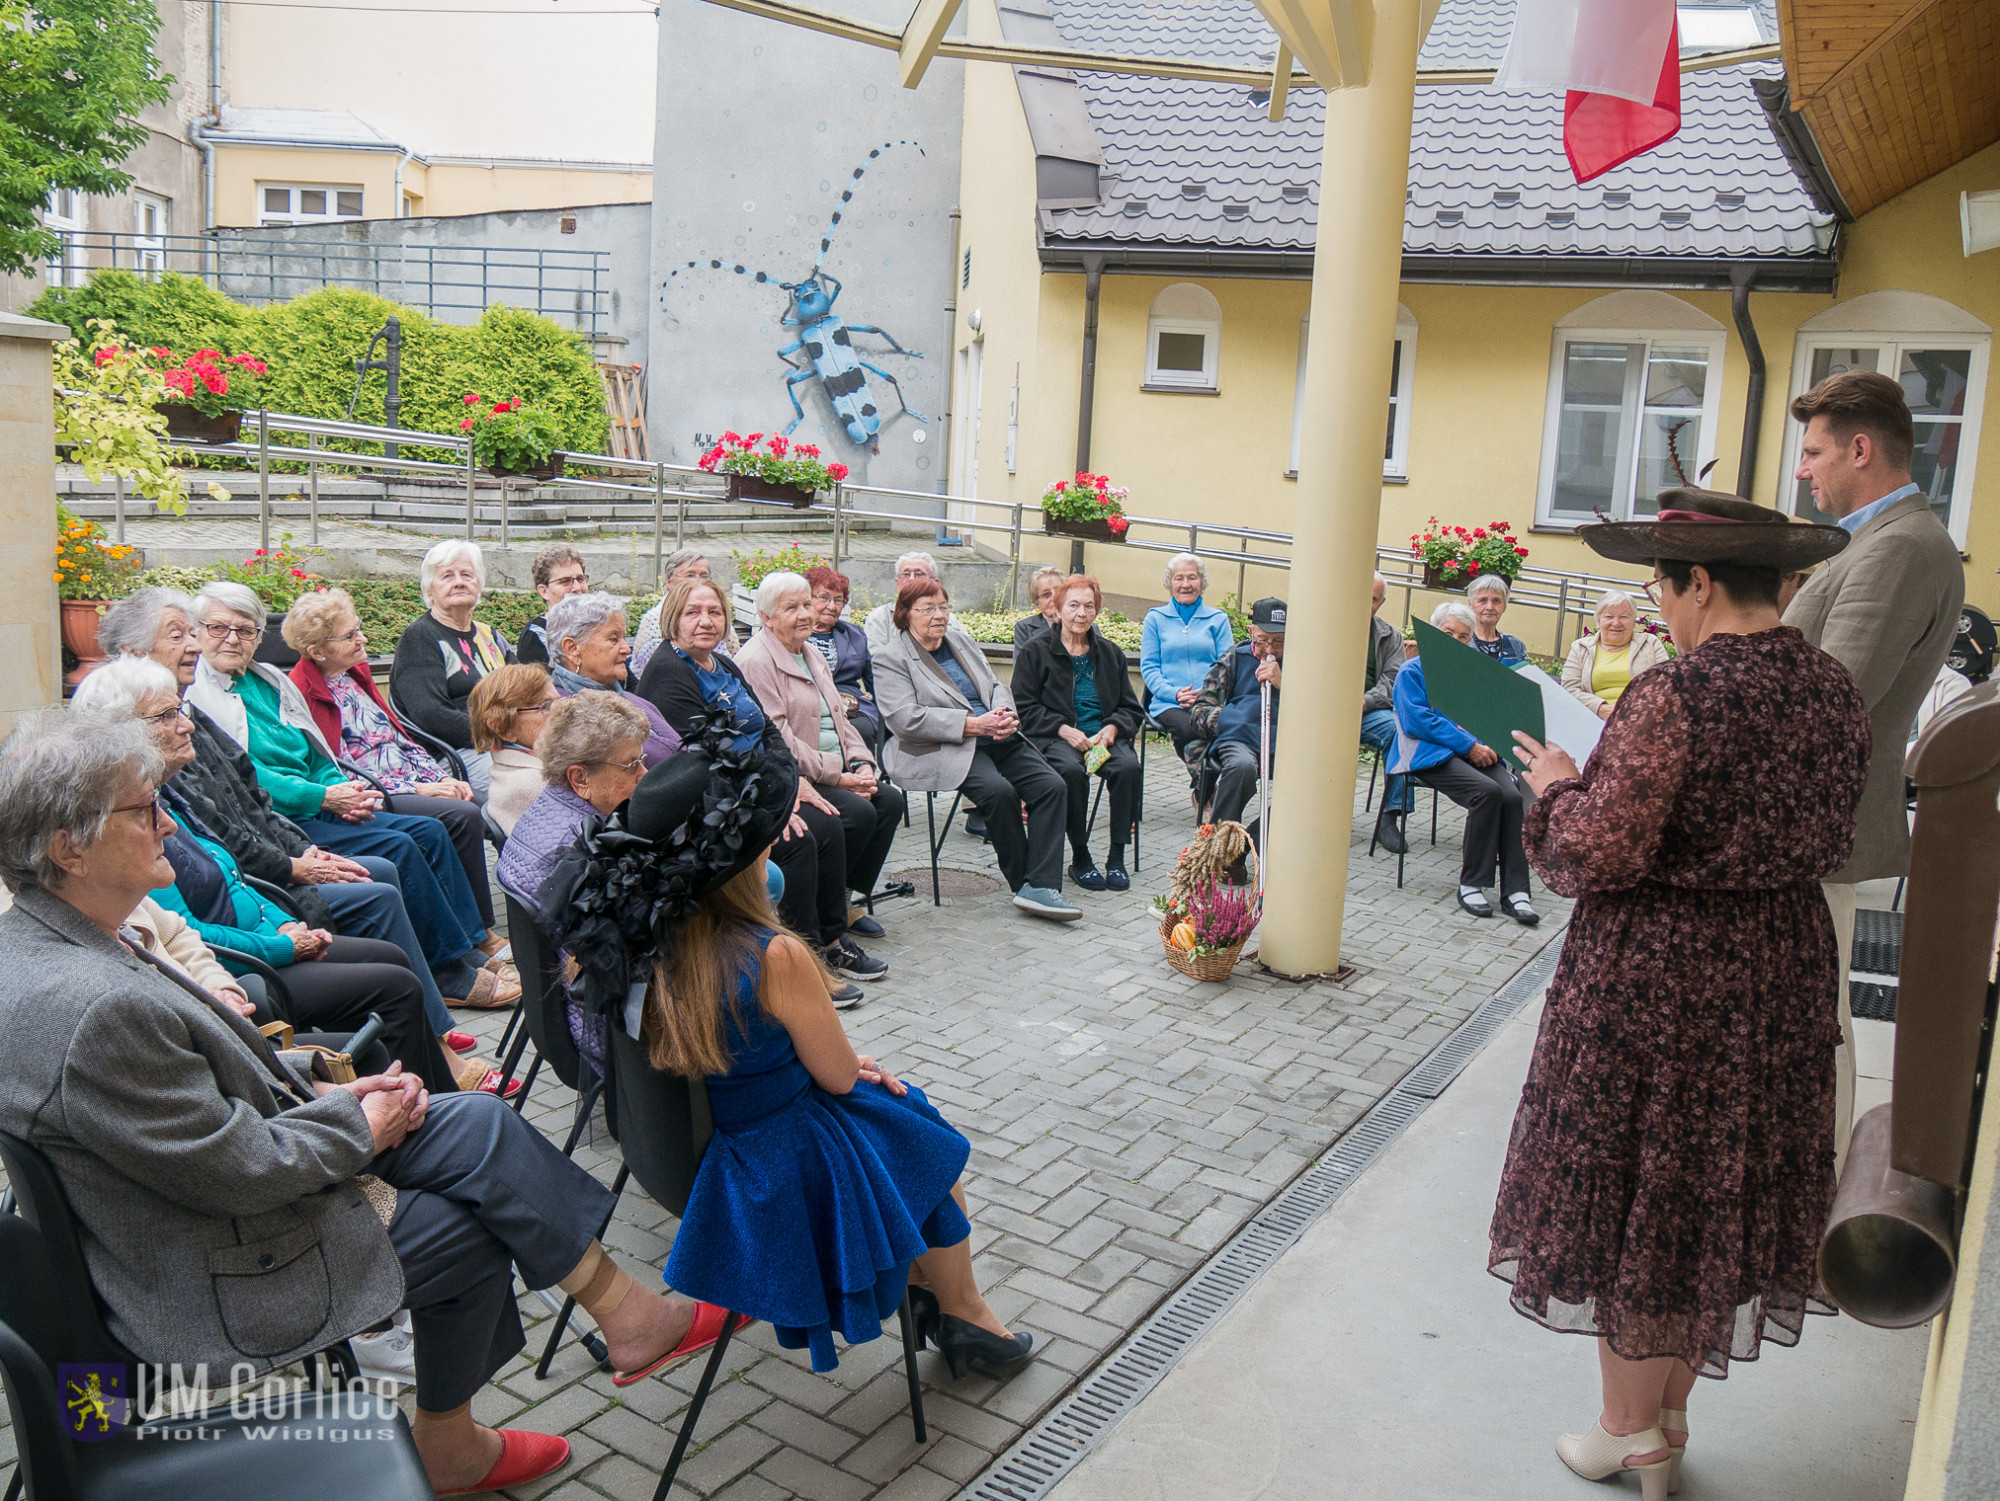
905, 1286, 941, 1348
931, 1314, 1035, 1380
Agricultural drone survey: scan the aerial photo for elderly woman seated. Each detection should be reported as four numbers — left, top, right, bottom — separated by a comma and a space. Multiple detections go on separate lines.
631, 548, 716, 673
189, 580, 516, 1009
874, 577, 1077, 922
73, 658, 482, 1095
1011, 574, 1144, 892
1560, 589, 1670, 719
388, 538, 513, 799
1141, 553, 1235, 764
1391, 600, 1537, 925
637, 575, 882, 994
1014, 565, 1067, 653
544, 590, 681, 767
1465, 574, 1528, 662
804, 565, 882, 753
737, 569, 906, 940
470, 663, 560, 835
0, 708, 743, 1495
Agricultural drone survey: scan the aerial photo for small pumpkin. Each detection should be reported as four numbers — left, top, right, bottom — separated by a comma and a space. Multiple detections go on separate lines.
1170, 921, 1199, 952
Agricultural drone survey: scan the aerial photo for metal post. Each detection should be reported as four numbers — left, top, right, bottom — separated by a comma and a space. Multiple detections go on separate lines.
1552, 577, 1570, 656
674, 478, 687, 553
1237, 535, 1248, 611
112, 473, 125, 546
831, 482, 844, 568
465, 439, 476, 542
1006, 503, 1023, 612
652, 461, 665, 587
499, 478, 510, 551
307, 434, 319, 545
257, 409, 270, 553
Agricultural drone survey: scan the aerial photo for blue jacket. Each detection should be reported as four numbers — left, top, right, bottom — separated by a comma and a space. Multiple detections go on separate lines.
1212, 642, 1277, 752
1389, 655, 1478, 774
151, 827, 300, 971
1141, 601, 1235, 715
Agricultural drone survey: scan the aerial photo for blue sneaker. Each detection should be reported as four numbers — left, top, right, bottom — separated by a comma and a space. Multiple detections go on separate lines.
1013, 885, 1082, 921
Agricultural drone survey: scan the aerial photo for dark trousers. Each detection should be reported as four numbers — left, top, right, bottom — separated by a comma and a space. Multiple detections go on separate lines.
375, 1092, 613, 1412
259, 935, 455, 1095
1208, 738, 1264, 827
851, 711, 883, 759
1035, 736, 1141, 862
958, 735, 1067, 893
1415, 755, 1531, 894
387, 793, 495, 928
1152, 705, 1200, 766
297, 810, 487, 976
819, 780, 906, 901
315, 862, 457, 1035
772, 805, 848, 947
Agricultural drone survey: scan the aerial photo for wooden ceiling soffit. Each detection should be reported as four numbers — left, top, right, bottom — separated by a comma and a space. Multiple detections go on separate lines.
1780, 0, 2000, 217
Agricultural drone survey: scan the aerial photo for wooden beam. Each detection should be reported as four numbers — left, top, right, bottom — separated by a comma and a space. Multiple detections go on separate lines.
899, 0, 965, 89
1268, 41, 1294, 120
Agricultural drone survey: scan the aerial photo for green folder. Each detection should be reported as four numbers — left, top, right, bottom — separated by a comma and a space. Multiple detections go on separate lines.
1411, 618, 1545, 772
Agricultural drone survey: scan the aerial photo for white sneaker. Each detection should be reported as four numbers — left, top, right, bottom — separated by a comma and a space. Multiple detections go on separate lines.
352, 1312, 416, 1386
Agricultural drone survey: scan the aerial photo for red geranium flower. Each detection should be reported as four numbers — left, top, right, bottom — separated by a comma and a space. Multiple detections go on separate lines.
827, 462, 850, 482
463, 393, 481, 405
460, 417, 475, 431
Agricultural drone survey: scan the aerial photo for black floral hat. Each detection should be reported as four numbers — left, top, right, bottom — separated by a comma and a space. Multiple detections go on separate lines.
540, 714, 796, 1020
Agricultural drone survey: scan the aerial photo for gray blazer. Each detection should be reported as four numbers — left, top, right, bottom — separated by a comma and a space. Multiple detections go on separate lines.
874, 621, 1016, 792
1784, 490, 1965, 882
0, 888, 403, 1373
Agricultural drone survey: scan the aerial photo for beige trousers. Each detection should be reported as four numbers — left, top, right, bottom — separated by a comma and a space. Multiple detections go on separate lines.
1824, 881, 1858, 1174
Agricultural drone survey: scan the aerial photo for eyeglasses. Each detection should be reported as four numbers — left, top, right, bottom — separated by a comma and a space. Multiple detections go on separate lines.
325, 627, 366, 646
910, 602, 950, 618
1639, 575, 1668, 607
137, 704, 190, 728
518, 699, 559, 717
111, 793, 166, 830
811, 592, 846, 605
201, 621, 258, 642
595, 756, 645, 775
549, 574, 589, 591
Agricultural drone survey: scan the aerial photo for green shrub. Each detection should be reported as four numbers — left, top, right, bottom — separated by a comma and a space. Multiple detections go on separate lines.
732, 543, 829, 591
955, 608, 1142, 653
337, 578, 544, 649
28, 270, 253, 354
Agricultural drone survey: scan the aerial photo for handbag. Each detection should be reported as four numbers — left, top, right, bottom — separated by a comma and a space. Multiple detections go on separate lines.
260, 1020, 366, 1085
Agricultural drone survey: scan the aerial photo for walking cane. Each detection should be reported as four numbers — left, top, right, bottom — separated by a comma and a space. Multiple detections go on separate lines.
1256, 678, 1272, 901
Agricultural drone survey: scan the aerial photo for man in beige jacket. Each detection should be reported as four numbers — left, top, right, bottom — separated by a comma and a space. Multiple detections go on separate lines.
1782, 369, 1965, 1163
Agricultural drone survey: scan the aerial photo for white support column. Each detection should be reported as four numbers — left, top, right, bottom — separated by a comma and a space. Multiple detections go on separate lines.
1258, 0, 1420, 977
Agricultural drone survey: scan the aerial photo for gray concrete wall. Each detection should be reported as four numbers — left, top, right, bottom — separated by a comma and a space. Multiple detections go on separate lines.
648, 0, 964, 506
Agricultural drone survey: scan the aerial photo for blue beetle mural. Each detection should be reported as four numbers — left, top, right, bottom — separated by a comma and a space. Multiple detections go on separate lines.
662, 140, 929, 453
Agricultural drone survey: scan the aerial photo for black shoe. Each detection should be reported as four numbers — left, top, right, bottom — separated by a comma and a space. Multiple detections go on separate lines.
1373, 810, 1408, 855
1504, 893, 1541, 927
966, 813, 988, 840
906, 1286, 940, 1348
1070, 862, 1107, 892
1456, 889, 1495, 918
848, 913, 885, 937
829, 982, 864, 1010
932, 1314, 1036, 1380
825, 939, 888, 981
1103, 861, 1130, 892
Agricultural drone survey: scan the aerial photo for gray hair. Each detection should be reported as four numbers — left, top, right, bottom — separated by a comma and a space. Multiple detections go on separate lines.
1373, 571, 1387, 587
538, 692, 649, 787
71, 656, 179, 718
195, 579, 268, 633
419, 538, 487, 604
754, 570, 811, 616
662, 549, 708, 583
97, 587, 197, 659
1162, 552, 1209, 590
1430, 600, 1477, 632
1465, 574, 1511, 603
1594, 589, 1636, 620
546, 591, 626, 666
0, 709, 164, 894
895, 551, 939, 578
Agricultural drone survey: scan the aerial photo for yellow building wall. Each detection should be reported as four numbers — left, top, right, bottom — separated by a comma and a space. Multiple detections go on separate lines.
213, 147, 402, 229
418, 165, 653, 218
215, 147, 651, 227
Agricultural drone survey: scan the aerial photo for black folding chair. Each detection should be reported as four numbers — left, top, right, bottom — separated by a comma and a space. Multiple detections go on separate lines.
385, 687, 470, 782
602, 1025, 927, 1501
921, 790, 965, 905
1081, 715, 1149, 873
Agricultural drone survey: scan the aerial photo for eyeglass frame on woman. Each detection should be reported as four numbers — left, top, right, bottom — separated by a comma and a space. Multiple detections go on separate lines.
1639, 574, 1669, 607
909, 599, 951, 618
137, 703, 191, 729
516, 697, 560, 719
595, 755, 645, 774
201, 621, 259, 642
110, 792, 166, 830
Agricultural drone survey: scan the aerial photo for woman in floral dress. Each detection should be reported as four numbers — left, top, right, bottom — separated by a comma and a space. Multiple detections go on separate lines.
1491, 489, 1868, 1500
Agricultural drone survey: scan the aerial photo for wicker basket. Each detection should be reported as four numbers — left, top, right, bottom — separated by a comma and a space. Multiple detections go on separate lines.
1158, 911, 1250, 982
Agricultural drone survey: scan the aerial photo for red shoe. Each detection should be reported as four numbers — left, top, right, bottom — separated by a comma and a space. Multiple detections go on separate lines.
611, 1304, 755, 1386
437, 1428, 571, 1496
445, 1030, 477, 1053
474, 1069, 522, 1101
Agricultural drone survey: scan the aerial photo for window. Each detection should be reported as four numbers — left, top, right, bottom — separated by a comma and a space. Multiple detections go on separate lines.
42, 189, 84, 288
1144, 282, 1220, 390
1534, 291, 1726, 526
1780, 292, 1990, 547
133, 192, 168, 272
1289, 303, 1417, 479
258, 184, 365, 226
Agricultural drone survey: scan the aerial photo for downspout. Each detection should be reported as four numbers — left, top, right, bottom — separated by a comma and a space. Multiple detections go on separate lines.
394, 148, 412, 216
1071, 251, 1105, 571
938, 205, 960, 544
1731, 265, 1765, 499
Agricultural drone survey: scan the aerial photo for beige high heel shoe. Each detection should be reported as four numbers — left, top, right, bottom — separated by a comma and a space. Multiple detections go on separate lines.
1659, 1408, 1687, 1494
1556, 1420, 1672, 1500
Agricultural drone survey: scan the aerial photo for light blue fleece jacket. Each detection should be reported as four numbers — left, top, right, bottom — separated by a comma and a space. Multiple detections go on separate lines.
1140, 600, 1235, 715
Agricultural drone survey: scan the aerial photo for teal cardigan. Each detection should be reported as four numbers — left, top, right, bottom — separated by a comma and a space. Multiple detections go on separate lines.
150, 830, 299, 971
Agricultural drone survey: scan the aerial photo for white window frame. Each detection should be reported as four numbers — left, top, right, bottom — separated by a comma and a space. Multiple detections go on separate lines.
257, 183, 366, 226
133, 192, 168, 272
42, 189, 85, 288
1288, 305, 1417, 480
1533, 324, 1727, 527
1779, 331, 1989, 549
1144, 282, 1221, 391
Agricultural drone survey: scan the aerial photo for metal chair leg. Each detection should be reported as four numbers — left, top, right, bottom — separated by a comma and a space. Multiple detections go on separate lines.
898, 1290, 928, 1443
507, 1051, 543, 1115
495, 995, 525, 1057
651, 1310, 741, 1501
535, 1163, 629, 1379
926, 794, 942, 906
1365, 751, 1379, 812
1430, 787, 1440, 846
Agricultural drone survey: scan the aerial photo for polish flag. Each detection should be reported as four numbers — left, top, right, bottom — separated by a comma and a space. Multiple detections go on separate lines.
1495, 0, 1682, 185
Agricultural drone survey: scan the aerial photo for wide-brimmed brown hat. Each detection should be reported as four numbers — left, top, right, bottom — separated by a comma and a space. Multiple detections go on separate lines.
1579, 488, 1849, 570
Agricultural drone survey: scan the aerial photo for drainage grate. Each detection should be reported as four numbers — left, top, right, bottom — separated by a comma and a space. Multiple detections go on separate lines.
888, 867, 1003, 901
1853, 907, 1903, 978
954, 937, 1565, 1501
1852, 981, 1898, 1022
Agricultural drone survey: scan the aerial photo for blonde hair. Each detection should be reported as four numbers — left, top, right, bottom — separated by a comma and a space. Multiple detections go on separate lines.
281, 587, 357, 652
468, 662, 553, 752
664, 575, 730, 649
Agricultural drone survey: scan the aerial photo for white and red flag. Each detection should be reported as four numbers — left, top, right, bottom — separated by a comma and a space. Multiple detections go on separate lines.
1495, 0, 1682, 185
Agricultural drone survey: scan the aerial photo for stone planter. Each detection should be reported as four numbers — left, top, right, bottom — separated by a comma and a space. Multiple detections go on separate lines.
487, 456, 564, 481
1042, 514, 1127, 543
60, 600, 107, 685
158, 404, 242, 445
726, 472, 818, 508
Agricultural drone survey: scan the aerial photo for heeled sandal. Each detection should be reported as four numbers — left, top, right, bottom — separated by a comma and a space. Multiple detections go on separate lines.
1659, 1408, 1687, 1495
1555, 1420, 1671, 1501
931, 1313, 1035, 1381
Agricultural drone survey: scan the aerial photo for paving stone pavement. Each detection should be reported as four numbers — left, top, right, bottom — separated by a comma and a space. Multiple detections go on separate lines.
0, 746, 1568, 1500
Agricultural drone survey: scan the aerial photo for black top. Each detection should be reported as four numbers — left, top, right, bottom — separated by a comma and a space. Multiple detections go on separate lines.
515, 615, 551, 665
635, 642, 757, 740
387, 613, 515, 749
1010, 626, 1142, 743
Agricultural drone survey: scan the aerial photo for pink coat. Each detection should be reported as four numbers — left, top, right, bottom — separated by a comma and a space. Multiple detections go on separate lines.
735, 629, 874, 785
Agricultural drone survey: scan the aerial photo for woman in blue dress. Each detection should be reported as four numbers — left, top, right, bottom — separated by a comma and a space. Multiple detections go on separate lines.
549, 721, 1036, 1381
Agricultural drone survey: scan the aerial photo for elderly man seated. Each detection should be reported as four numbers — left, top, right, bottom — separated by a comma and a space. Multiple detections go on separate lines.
863, 551, 941, 651
1360, 572, 1415, 854
1187, 597, 1287, 834
630, 548, 716, 673
0, 710, 738, 1496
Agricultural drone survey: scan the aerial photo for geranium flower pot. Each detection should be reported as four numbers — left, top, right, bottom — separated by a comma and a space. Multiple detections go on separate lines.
60, 600, 108, 685
726, 472, 818, 509
1422, 562, 1474, 590
1042, 515, 1127, 543
486, 456, 564, 481
158, 404, 242, 445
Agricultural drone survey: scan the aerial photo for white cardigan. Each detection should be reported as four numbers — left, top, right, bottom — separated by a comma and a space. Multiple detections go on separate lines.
1559, 630, 1671, 715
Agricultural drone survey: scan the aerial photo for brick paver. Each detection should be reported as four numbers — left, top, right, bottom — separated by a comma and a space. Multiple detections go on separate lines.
0, 745, 1566, 1500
